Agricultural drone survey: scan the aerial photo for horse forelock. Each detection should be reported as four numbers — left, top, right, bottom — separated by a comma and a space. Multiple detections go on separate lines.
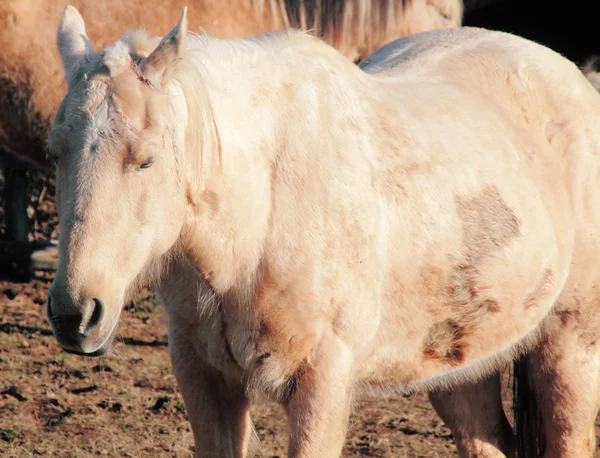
102, 30, 161, 78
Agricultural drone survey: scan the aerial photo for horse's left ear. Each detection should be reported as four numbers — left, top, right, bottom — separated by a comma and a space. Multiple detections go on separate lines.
57, 5, 94, 81
139, 7, 188, 86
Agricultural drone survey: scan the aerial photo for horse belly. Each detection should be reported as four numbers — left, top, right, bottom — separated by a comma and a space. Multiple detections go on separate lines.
359, 172, 573, 391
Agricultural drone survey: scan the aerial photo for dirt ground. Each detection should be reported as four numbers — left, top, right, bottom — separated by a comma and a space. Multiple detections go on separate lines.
1, 171, 599, 457
0, 277, 461, 458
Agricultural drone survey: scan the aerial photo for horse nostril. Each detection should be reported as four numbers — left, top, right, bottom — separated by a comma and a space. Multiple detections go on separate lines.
81, 298, 104, 335
89, 298, 103, 328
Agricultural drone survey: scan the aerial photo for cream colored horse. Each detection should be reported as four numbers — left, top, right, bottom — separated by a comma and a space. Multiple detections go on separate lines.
46, 6, 600, 458
0, 0, 463, 170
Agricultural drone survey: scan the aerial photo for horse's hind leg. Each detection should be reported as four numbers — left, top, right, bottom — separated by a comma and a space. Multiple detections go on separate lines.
168, 326, 253, 458
524, 291, 600, 458
429, 373, 515, 458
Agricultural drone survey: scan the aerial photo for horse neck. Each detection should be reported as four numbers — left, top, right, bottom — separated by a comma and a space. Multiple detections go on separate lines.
177, 35, 368, 296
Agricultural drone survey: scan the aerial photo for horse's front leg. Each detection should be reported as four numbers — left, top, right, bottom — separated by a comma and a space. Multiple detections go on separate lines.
285, 333, 354, 458
168, 326, 253, 458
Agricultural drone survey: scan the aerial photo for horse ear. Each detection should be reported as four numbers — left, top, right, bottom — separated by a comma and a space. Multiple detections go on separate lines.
139, 7, 188, 86
57, 5, 93, 80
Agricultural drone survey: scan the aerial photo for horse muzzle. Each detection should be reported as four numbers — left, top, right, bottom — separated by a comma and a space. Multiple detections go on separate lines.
46, 292, 117, 356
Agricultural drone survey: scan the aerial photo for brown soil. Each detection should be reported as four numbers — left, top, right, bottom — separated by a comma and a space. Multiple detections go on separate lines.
1, 171, 599, 457
0, 277, 461, 458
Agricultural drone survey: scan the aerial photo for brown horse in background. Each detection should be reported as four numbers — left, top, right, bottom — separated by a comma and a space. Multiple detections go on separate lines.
0, 0, 462, 246
0, 0, 462, 172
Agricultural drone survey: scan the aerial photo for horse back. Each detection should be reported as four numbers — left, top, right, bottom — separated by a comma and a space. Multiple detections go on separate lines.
352, 27, 600, 389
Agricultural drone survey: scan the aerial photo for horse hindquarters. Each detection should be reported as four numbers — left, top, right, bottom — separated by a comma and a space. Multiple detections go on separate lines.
429, 374, 515, 458
512, 200, 600, 458
427, 289, 600, 458
518, 292, 600, 458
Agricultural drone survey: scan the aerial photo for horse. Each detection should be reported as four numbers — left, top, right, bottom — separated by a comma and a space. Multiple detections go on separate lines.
582, 56, 600, 93
46, 5, 600, 458
0, 0, 463, 246
0, 0, 464, 168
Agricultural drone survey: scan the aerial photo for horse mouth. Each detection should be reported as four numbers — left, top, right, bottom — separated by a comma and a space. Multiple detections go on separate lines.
56, 324, 117, 357
54, 325, 117, 357
62, 345, 110, 357
47, 298, 120, 357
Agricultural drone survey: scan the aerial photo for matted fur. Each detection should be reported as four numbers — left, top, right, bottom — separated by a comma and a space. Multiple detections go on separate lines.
0, 0, 462, 170
47, 7, 600, 458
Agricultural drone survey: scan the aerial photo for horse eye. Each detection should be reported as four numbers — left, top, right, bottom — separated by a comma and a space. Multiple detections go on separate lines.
138, 160, 153, 170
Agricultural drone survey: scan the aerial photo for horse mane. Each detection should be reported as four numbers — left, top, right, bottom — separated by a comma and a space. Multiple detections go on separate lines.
259, 0, 464, 61
276, 0, 462, 29
98, 28, 337, 234
0, 0, 463, 175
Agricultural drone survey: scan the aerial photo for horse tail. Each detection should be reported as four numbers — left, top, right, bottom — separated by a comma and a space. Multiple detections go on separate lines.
582, 55, 600, 93
512, 355, 546, 458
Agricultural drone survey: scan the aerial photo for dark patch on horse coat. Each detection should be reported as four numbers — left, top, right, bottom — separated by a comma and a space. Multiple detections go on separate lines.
524, 269, 554, 309
456, 185, 521, 264
279, 358, 309, 404
421, 186, 521, 363
446, 263, 481, 307
447, 186, 521, 313
423, 319, 466, 364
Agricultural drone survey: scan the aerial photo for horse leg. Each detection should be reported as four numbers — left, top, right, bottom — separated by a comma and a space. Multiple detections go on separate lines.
285, 335, 354, 458
3, 166, 29, 242
168, 326, 253, 458
429, 373, 515, 458
524, 300, 600, 458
